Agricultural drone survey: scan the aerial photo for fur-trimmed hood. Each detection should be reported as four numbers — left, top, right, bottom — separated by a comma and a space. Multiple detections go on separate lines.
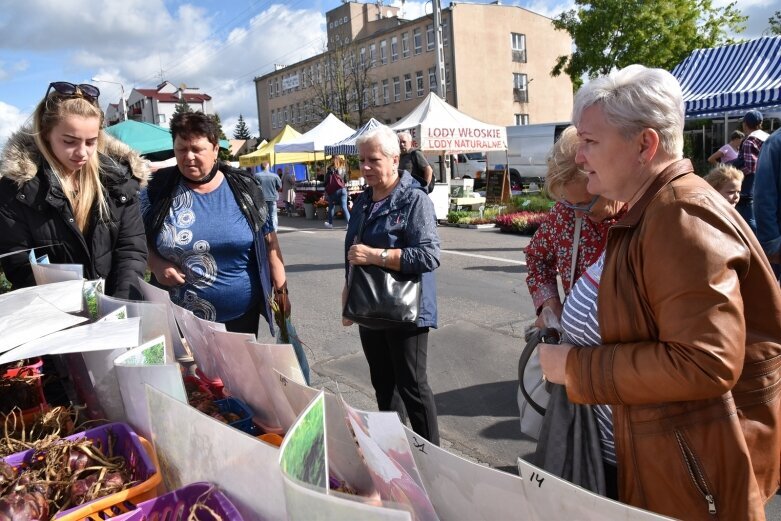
0, 126, 150, 187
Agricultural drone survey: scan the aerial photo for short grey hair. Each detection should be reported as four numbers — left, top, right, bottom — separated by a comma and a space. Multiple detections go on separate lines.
573, 64, 685, 158
356, 125, 401, 158
397, 130, 412, 142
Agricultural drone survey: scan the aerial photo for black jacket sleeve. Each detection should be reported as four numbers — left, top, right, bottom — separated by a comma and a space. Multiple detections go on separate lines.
104, 182, 148, 299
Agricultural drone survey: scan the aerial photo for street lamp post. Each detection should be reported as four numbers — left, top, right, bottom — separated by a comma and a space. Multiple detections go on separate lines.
91, 77, 127, 121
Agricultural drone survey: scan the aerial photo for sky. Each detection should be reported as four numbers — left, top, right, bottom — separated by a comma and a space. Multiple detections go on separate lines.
0, 0, 777, 149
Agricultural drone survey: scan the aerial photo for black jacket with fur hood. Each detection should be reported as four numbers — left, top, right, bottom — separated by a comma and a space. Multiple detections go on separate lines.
0, 129, 150, 299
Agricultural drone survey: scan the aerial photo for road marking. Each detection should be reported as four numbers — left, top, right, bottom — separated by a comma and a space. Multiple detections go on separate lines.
277, 226, 315, 234
441, 249, 526, 265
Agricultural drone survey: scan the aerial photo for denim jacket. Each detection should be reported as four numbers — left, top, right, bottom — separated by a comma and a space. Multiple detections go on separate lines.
345, 172, 440, 328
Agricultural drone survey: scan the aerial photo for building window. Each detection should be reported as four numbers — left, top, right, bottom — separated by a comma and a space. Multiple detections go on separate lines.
382, 79, 390, 105
511, 33, 527, 63
443, 19, 449, 46
380, 40, 387, 65
513, 73, 528, 102
515, 113, 530, 125
404, 73, 413, 99
268, 80, 273, 98
426, 24, 435, 51
416, 71, 424, 97
428, 66, 437, 92
391, 36, 398, 62
329, 22, 333, 29
284, 108, 288, 123
360, 47, 366, 66
413, 28, 422, 55
393, 76, 401, 102
372, 82, 379, 106
343, 15, 348, 23
369, 43, 377, 66
402, 32, 410, 59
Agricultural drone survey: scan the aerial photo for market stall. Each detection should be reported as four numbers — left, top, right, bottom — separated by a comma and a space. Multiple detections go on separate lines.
389, 93, 508, 219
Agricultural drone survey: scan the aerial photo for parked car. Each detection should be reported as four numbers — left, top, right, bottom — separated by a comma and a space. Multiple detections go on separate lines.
425, 152, 486, 181
486, 122, 570, 182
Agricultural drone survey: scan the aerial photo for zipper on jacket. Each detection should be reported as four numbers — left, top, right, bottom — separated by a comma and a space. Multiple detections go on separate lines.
674, 431, 717, 516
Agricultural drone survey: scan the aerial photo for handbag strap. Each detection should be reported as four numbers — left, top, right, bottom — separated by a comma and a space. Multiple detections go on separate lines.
518, 329, 548, 416
569, 216, 582, 288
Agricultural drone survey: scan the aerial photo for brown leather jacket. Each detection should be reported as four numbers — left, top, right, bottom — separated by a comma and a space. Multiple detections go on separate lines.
566, 159, 781, 520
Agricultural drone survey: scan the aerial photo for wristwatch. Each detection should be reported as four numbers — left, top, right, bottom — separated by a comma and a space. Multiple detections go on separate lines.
380, 249, 389, 267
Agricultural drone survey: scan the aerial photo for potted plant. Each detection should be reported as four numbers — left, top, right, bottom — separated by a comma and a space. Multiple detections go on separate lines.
302, 192, 319, 220
314, 197, 329, 220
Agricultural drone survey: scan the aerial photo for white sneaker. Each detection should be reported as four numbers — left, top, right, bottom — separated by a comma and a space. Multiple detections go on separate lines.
324, 222, 333, 228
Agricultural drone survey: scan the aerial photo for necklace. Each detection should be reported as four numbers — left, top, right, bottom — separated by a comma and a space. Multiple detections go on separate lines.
184, 162, 219, 185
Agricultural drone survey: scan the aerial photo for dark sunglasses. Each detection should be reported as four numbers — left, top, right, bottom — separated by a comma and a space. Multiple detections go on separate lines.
45, 81, 100, 102
561, 195, 600, 214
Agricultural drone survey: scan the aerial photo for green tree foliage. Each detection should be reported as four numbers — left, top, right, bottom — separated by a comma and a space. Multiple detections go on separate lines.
173, 98, 192, 115
769, 11, 781, 35
210, 113, 232, 161
551, 0, 746, 86
233, 114, 252, 140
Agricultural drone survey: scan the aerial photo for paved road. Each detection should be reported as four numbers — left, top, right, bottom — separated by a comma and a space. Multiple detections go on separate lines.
268, 213, 781, 519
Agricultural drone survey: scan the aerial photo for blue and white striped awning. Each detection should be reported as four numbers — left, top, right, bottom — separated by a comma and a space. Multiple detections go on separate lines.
324, 117, 382, 156
671, 36, 781, 118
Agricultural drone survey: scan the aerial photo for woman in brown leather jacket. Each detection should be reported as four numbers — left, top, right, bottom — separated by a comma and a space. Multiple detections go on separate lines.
539, 64, 781, 520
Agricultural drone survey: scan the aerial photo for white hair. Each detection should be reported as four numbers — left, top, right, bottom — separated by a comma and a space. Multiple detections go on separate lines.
356, 125, 400, 158
573, 64, 685, 158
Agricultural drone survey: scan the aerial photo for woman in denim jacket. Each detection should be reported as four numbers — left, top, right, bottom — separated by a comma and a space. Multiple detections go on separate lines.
342, 125, 441, 445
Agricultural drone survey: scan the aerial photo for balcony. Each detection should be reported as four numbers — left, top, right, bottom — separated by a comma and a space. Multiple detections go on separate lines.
513, 88, 528, 103
512, 49, 527, 63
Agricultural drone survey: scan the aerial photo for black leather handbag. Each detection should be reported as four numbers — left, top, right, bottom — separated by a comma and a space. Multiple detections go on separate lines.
342, 204, 421, 329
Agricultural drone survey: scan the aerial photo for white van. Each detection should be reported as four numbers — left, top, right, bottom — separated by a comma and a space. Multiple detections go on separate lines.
425, 152, 486, 180
486, 122, 571, 181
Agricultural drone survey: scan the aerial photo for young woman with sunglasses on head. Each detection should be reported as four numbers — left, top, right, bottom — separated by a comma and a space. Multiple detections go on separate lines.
524, 126, 625, 328
0, 81, 149, 298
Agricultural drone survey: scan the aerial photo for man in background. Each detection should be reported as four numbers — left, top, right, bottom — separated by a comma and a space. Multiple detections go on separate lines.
398, 131, 434, 193
254, 161, 282, 231
736, 110, 769, 232
753, 128, 781, 280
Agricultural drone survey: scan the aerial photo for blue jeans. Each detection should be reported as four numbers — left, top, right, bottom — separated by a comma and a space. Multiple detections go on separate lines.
327, 188, 350, 224
266, 200, 278, 231
736, 197, 756, 234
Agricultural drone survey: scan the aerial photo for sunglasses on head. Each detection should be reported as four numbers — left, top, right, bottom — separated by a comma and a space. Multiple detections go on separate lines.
46, 81, 100, 102
561, 195, 600, 214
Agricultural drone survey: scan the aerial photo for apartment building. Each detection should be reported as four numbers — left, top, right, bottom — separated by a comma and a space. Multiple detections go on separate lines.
253, 1, 573, 140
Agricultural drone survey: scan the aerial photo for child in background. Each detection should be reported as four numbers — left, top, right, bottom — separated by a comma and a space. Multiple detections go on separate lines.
704, 164, 744, 207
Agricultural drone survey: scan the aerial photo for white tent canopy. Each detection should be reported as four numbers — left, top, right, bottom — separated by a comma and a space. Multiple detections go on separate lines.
324, 117, 383, 156
275, 113, 354, 153
390, 93, 507, 152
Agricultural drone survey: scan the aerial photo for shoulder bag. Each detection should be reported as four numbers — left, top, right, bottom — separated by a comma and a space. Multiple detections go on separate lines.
517, 215, 582, 439
342, 204, 421, 329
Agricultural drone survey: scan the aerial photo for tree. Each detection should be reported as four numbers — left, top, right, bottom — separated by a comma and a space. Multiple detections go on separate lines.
173, 98, 192, 115
233, 114, 252, 140
210, 113, 231, 161
551, 0, 747, 86
769, 11, 781, 35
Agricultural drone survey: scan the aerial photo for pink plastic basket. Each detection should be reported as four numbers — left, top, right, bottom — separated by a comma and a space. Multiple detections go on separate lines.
111, 482, 244, 521
3, 422, 161, 520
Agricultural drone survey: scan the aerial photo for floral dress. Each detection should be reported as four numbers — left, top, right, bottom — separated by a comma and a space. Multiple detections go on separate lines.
524, 201, 624, 311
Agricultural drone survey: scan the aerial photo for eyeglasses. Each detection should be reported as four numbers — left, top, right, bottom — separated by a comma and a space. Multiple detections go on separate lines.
45, 82, 100, 102
560, 195, 600, 214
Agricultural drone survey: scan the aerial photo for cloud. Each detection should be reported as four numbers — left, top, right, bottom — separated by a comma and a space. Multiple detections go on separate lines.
0, 60, 29, 81
0, 101, 30, 150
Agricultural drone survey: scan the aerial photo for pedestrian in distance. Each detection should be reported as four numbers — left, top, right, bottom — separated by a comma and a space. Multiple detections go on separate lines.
342, 124, 441, 445
0, 81, 149, 299
706, 129, 743, 165
254, 160, 282, 231
703, 163, 743, 207
397, 130, 434, 193
735, 110, 769, 233
538, 64, 781, 520
142, 111, 290, 336
323, 164, 350, 229
280, 166, 296, 216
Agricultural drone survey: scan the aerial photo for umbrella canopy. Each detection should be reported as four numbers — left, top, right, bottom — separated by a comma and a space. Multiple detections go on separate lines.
390, 93, 507, 152
239, 125, 326, 167
324, 118, 383, 156
104, 120, 175, 155
671, 36, 781, 118
275, 114, 354, 153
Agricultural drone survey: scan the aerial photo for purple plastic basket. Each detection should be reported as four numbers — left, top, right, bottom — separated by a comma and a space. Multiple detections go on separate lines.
111, 482, 244, 521
2, 422, 157, 519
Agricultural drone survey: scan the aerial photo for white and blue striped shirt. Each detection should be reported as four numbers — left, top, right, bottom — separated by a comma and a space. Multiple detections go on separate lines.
560, 252, 616, 465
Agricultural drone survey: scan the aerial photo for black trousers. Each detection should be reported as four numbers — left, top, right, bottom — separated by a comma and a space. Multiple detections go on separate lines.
224, 300, 265, 335
358, 326, 440, 445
